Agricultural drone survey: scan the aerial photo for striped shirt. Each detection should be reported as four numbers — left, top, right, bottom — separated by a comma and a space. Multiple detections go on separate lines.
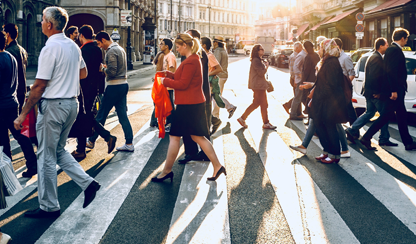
288, 51, 299, 76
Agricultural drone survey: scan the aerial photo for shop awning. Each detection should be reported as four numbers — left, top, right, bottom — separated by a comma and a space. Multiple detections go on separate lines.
310, 16, 334, 31
287, 23, 309, 41
368, 0, 413, 13
322, 8, 359, 25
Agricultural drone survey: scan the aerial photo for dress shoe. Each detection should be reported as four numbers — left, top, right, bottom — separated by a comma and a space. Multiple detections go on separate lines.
359, 138, 376, 150
22, 170, 37, 178
211, 116, 222, 135
228, 106, 237, 119
282, 104, 290, 115
71, 151, 86, 159
289, 145, 307, 154
195, 151, 210, 161
315, 154, 328, 161
320, 157, 340, 164
25, 208, 60, 218
0, 233, 11, 244
405, 142, 416, 151
237, 117, 248, 128
107, 135, 117, 153
178, 154, 199, 164
289, 116, 304, 121
207, 166, 227, 181
86, 139, 95, 149
83, 180, 101, 208
151, 171, 174, 183
379, 141, 398, 147
345, 129, 358, 143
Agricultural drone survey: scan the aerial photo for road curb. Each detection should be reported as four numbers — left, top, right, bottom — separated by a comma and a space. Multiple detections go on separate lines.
127, 65, 155, 78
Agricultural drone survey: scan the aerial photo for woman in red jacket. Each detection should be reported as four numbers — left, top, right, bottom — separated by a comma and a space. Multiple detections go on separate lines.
152, 33, 226, 183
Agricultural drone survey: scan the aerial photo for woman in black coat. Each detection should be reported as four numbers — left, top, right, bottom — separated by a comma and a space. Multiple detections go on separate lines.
309, 39, 348, 164
237, 44, 276, 130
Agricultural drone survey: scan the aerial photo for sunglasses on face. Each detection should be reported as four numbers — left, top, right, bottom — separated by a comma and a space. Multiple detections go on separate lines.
259, 48, 264, 51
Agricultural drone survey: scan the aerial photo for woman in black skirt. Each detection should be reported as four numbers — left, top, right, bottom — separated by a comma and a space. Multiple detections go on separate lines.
151, 33, 226, 183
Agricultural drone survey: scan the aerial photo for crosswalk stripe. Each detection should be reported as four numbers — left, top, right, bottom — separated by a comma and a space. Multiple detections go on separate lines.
166, 131, 230, 244
291, 119, 416, 236
36, 122, 161, 243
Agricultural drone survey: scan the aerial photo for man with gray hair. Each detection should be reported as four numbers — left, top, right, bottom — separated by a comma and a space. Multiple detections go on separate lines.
14, 6, 100, 218
289, 41, 307, 120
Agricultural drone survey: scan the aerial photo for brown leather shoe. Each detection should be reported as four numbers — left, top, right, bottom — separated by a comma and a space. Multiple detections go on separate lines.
71, 151, 86, 159
282, 104, 290, 114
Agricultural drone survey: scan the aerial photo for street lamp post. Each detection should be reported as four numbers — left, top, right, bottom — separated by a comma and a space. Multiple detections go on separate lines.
208, 1, 211, 37
126, 0, 133, 70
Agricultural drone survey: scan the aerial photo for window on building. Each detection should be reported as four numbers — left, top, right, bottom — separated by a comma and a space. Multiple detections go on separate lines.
394, 16, 401, 27
368, 21, 374, 47
175, 20, 177, 30
380, 19, 387, 38
160, 3, 163, 13
165, 19, 168, 30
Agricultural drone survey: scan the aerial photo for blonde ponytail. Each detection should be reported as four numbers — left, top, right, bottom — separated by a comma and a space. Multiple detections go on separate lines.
191, 38, 202, 57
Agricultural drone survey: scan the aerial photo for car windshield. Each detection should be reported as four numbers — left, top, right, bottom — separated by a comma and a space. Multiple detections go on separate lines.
406, 58, 416, 74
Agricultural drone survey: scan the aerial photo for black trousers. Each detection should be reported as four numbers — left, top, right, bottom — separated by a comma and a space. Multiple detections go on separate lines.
183, 102, 212, 156
0, 106, 37, 172
315, 120, 340, 157
363, 87, 413, 145
76, 120, 111, 153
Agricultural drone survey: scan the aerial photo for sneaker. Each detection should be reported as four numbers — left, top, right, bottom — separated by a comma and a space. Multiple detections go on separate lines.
237, 117, 248, 128
116, 144, 134, 152
263, 123, 277, 130
165, 124, 171, 133
86, 139, 95, 149
341, 151, 350, 158
0, 232, 11, 244
289, 145, 307, 154
228, 106, 237, 119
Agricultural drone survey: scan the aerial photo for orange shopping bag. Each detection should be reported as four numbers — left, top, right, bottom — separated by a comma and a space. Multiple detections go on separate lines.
152, 72, 173, 138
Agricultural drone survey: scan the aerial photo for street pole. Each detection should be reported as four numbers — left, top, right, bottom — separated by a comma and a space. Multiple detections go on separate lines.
126, 0, 133, 70
208, 1, 211, 37
154, 0, 157, 53
170, 0, 173, 35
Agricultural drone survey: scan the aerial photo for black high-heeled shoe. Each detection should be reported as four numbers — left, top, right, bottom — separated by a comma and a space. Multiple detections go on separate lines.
207, 166, 227, 181
151, 172, 174, 183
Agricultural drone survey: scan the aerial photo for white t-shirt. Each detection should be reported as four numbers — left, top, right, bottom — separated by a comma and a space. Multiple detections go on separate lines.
163, 51, 177, 71
36, 33, 86, 99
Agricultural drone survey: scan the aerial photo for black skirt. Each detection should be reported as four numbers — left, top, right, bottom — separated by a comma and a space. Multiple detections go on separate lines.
169, 102, 209, 137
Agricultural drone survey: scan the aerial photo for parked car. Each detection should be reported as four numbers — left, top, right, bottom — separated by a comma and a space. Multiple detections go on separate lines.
350, 47, 373, 65
243, 44, 254, 55
271, 48, 293, 68
352, 50, 416, 114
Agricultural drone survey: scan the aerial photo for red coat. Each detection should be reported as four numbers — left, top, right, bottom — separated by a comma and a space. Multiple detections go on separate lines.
163, 54, 206, 105
152, 73, 172, 138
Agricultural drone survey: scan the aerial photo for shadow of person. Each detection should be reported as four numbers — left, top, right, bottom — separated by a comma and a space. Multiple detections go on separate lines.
171, 181, 225, 244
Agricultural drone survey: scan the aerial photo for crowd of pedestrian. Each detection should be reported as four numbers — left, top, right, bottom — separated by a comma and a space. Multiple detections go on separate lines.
288, 27, 416, 164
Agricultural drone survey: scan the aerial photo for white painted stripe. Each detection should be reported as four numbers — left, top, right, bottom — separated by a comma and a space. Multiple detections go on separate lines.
294, 121, 416, 236
250, 117, 358, 244
361, 125, 416, 166
36, 122, 162, 244
166, 132, 230, 244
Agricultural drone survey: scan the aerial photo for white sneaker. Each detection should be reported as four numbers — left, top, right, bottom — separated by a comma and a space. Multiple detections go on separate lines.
341, 151, 351, 158
86, 139, 95, 149
116, 144, 134, 152
0, 233, 11, 244
289, 145, 307, 154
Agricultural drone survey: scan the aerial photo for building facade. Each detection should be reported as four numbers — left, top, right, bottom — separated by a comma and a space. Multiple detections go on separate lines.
194, 0, 255, 50
296, 0, 416, 51
157, 0, 196, 40
0, 0, 56, 65
254, 7, 292, 42
62, 0, 157, 62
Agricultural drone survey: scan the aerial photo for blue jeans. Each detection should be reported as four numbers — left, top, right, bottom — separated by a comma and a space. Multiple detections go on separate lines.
348, 98, 390, 143
89, 84, 133, 144
302, 119, 348, 151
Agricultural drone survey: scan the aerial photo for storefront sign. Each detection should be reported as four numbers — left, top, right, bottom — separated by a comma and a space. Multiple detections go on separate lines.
121, 10, 133, 27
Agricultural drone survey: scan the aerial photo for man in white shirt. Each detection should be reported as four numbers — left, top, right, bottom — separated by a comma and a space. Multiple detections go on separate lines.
160, 38, 176, 129
290, 42, 307, 120
14, 6, 100, 218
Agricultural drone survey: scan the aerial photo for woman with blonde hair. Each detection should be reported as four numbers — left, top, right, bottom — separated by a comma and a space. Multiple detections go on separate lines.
152, 33, 226, 182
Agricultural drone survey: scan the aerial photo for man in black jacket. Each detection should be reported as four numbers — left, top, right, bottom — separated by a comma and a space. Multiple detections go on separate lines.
70, 25, 116, 159
346, 38, 396, 147
2, 23, 37, 178
360, 28, 416, 150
